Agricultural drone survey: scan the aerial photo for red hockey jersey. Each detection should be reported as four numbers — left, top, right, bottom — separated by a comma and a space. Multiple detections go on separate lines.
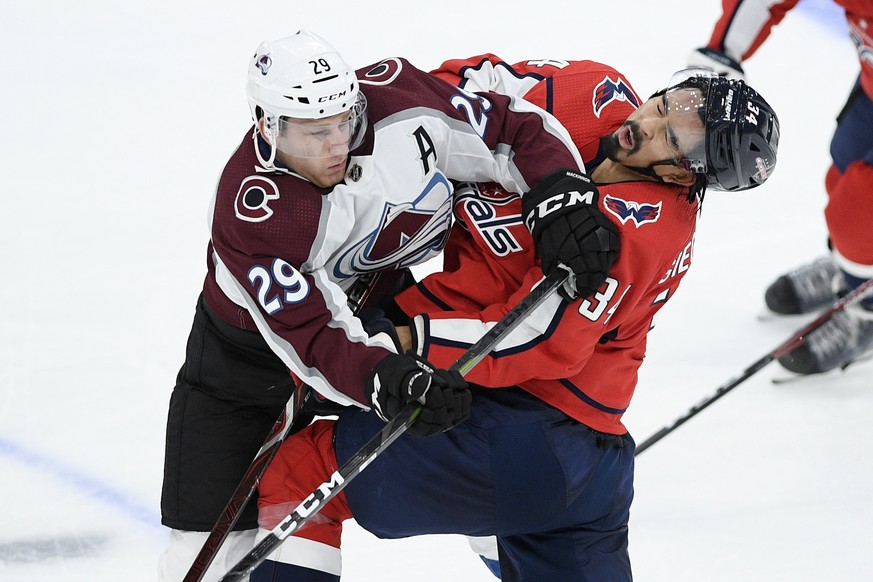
201, 57, 582, 408
432, 55, 642, 165
395, 57, 699, 435
705, 0, 873, 99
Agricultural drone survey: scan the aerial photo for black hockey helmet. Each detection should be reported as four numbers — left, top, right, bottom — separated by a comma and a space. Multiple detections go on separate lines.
662, 69, 780, 192
702, 76, 779, 191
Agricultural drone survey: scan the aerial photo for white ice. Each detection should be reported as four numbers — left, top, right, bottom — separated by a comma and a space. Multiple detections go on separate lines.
1, 0, 870, 579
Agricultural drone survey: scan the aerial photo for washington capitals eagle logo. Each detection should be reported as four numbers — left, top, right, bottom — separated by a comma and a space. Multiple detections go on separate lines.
603, 195, 661, 228
592, 76, 640, 118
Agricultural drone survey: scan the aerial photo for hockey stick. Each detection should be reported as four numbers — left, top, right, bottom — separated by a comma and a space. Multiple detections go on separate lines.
635, 276, 873, 456
183, 273, 387, 581
218, 270, 568, 581
182, 381, 306, 581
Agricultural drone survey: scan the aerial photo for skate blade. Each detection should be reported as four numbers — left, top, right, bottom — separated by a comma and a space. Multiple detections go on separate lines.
771, 371, 819, 385
770, 350, 873, 384
755, 309, 817, 322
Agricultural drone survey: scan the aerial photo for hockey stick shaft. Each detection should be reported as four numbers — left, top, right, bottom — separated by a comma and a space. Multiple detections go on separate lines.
182, 382, 305, 582
183, 272, 385, 581
219, 271, 568, 581
635, 276, 873, 456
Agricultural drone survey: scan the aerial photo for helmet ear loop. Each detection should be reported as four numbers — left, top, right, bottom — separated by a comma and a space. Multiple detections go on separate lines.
265, 116, 280, 167
255, 115, 280, 168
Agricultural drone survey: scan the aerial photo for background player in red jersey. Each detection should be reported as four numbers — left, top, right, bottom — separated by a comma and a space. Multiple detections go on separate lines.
158, 31, 621, 581
689, 0, 873, 375
248, 59, 780, 581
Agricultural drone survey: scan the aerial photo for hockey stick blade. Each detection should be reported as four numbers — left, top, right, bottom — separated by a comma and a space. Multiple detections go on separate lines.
634, 276, 873, 456
218, 271, 568, 581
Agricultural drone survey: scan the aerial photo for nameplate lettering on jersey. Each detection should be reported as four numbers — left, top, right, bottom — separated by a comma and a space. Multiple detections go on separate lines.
659, 239, 694, 284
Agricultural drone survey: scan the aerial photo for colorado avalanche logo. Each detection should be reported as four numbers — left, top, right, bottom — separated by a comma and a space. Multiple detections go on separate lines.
255, 53, 272, 75
235, 176, 280, 222
333, 172, 453, 278
368, 205, 435, 260
592, 76, 640, 118
603, 195, 661, 227
359, 57, 403, 86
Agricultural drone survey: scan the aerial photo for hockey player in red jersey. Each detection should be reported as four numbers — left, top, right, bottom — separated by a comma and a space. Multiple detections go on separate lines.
689, 0, 873, 374
158, 32, 622, 580
249, 57, 779, 581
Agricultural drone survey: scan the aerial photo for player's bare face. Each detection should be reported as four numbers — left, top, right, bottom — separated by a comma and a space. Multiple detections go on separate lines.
275, 112, 353, 188
283, 151, 348, 189
604, 91, 705, 176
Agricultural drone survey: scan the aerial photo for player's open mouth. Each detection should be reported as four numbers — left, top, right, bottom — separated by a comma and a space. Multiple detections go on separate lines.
619, 125, 635, 151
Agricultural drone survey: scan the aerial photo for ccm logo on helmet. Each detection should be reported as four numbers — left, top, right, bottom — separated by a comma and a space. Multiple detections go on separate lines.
319, 90, 348, 103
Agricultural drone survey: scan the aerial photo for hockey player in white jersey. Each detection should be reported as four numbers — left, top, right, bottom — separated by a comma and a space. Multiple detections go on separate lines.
245, 57, 779, 581
158, 31, 621, 580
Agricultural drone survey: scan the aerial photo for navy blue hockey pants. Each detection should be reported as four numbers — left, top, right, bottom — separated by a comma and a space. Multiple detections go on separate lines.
336, 386, 635, 581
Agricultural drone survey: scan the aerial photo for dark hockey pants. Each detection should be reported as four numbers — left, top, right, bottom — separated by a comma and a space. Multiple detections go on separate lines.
256, 386, 635, 581
161, 295, 294, 531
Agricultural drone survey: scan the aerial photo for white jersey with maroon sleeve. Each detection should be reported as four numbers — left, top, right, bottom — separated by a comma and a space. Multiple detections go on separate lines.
202, 57, 582, 408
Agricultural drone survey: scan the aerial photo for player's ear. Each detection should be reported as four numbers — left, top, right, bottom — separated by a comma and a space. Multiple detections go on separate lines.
257, 117, 272, 143
659, 167, 696, 187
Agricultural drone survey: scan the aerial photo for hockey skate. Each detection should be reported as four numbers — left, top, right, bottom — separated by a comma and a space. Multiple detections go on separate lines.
764, 256, 845, 315
777, 304, 873, 375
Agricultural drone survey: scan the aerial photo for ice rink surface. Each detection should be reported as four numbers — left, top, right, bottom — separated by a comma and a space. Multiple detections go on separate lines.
2, 0, 871, 579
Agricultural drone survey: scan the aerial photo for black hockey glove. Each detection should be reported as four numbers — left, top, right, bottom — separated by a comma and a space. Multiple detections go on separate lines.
523, 169, 620, 300
367, 353, 471, 437
687, 47, 745, 80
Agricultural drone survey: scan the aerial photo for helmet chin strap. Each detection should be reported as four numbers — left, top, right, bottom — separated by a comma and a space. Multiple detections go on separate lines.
624, 159, 677, 183
626, 160, 708, 202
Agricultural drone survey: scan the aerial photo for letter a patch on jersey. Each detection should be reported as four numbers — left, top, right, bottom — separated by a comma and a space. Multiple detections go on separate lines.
592, 76, 640, 118
603, 195, 661, 227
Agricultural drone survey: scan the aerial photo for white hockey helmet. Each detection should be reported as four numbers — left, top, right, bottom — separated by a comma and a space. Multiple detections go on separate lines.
246, 30, 367, 165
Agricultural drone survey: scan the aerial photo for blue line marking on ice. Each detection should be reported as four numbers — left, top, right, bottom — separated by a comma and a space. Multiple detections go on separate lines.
0, 436, 163, 530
